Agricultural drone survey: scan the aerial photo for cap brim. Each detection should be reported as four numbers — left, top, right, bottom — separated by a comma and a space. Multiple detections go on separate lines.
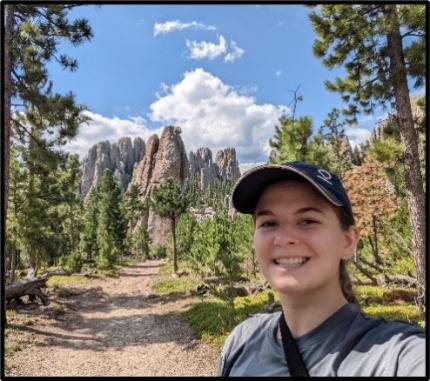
231, 164, 342, 214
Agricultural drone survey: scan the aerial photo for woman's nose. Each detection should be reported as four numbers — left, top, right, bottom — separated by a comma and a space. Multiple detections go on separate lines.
273, 226, 299, 247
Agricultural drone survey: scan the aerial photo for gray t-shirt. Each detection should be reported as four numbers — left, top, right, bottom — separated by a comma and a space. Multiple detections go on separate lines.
218, 303, 426, 377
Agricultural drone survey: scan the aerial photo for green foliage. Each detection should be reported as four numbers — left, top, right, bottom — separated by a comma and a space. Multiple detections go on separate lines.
96, 169, 126, 269
60, 248, 83, 274
152, 273, 201, 294
5, 4, 92, 274
319, 108, 353, 178
150, 177, 188, 219
269, 114, 332, 169
121, 184, 146, 227
183, 289, 276, 349
9, 5, 92, 140
309, 4, 425, 122
79, 187, 100, 262
176, 211, 198, 257
46, 274, 90, 288
151, 244, 168, 260
130, 226, 151, 259
363, 305, 423, 325
355, 285, 385, 300
150, 177, 188, 272
185, 212, 253, 323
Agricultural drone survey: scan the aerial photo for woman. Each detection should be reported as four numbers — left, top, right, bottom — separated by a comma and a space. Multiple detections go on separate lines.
218, 161, 425, 377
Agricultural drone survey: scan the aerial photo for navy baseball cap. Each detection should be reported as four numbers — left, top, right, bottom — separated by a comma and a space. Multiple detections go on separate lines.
232, 161, 354, 220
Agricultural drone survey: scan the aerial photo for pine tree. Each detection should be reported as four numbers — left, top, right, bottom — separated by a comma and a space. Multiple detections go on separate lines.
150, 177, 188, 273
6, 147, 28, 283
96, 169, 126, 269
122, 184, 146, 228
57, 154, 84, 270
269, 115, 332, 169
4, 4, 92, 222
319, 108, 352, 178
80, 188, 100, 263
309, 4, 426, 312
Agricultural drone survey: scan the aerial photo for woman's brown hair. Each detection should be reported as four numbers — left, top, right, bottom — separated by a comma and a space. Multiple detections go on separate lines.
333, 206, 360, 307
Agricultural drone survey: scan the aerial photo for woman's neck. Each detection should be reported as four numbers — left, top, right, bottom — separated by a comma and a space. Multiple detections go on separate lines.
278, 288, 348, 339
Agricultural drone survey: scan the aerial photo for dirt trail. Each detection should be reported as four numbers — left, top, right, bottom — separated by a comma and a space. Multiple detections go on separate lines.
5, 260, 219, 376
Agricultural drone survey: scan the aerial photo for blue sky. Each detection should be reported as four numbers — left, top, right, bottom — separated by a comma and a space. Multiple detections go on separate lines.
48, 4, 394, 170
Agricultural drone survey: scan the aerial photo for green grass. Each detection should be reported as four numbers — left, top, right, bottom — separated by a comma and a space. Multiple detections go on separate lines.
183, 289, 276, 349
46, 274, 90, 288
152, 260, 200, 294
363, 304, 424, 326
355, 285, 385, 300
152, 275, 200, 294
116, 257, 141, 267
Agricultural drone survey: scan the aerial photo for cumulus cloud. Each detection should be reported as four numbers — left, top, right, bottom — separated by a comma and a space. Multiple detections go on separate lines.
224, 40, 245, 62
153, 20, 216, 36
186, 35, 227, 60
345, 126, 371, 148
149, 68, 289, 163
63, 111, 162, 159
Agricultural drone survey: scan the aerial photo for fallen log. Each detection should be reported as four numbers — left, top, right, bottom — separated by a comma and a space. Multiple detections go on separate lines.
5, 278, 48, 306
5, 269, 67, 307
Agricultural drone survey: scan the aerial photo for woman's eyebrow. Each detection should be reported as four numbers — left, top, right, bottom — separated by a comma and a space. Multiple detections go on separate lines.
294, 207, 324, 215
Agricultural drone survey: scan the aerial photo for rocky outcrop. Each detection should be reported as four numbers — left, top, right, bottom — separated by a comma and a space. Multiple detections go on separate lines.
188, 147, 219, 190
80, 137, 145, 198
215, 148, 241, 180
189, 147, 241, 190
129, 126, 188, 247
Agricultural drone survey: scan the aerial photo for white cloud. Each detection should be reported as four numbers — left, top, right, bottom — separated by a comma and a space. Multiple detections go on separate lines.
149, 68, 289, 163
63, 111, 162, 159
153, 20, 216, 36
275, 70, 283, 78
186, 35, 227, 60
239, 161, 267, 175
345, 126, 371, 148
224, 40, 245, 62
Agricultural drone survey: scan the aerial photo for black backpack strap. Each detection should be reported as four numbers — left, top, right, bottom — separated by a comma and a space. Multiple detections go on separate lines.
278, 312, 309, 377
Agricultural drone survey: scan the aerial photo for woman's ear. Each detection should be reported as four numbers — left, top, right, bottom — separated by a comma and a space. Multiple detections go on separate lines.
341, 226, 360, 260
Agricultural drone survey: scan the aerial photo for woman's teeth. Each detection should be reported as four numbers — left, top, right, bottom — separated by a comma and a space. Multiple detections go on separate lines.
274, 257, 309, 268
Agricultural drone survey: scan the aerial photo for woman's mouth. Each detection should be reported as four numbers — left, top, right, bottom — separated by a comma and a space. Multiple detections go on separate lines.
273, 257, 310, 269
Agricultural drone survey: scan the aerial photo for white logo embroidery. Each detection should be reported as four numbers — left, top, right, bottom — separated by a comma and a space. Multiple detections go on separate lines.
317, 169, 333, 185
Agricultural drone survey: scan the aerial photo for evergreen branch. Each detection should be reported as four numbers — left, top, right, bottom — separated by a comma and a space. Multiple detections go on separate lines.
11, 117, 46, 149
331, 4, 382, 27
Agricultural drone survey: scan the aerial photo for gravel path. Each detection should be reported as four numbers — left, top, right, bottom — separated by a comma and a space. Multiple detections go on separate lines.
5, 260, 219, 376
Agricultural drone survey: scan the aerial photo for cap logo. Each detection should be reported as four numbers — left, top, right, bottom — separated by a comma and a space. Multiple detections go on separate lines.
317, 169, 333, 185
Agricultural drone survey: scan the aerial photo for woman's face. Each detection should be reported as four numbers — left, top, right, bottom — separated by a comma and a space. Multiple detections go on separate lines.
253, 180, 357, 298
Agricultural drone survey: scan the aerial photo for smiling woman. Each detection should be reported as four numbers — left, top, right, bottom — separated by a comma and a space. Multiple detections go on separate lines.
218, 161, 426, 377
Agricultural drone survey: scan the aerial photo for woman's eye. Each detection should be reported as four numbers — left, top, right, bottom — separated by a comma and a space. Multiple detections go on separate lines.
298, 219, 318, 226
259, 220, 277, 228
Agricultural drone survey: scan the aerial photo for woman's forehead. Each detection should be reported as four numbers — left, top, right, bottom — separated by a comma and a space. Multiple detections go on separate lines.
255, 180, 329, 209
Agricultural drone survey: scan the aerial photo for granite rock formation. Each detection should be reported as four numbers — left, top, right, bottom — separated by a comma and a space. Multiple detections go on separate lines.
129, 126, 188, 247
80, 136, 145, 198
188, 147, 241, 190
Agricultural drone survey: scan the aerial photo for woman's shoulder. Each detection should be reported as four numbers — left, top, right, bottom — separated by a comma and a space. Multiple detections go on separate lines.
352, 307, 425, 346
223, 311, 280, 349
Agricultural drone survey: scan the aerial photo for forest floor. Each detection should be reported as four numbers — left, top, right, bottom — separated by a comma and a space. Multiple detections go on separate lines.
4, 260, 219, 376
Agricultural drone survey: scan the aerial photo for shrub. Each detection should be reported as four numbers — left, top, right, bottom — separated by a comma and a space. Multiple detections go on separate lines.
151, 244, 168, 259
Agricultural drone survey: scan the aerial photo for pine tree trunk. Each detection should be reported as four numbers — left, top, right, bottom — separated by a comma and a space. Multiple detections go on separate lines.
172, 217, 178, 273
4, 5, 14, 269
384, 4, 426, 314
